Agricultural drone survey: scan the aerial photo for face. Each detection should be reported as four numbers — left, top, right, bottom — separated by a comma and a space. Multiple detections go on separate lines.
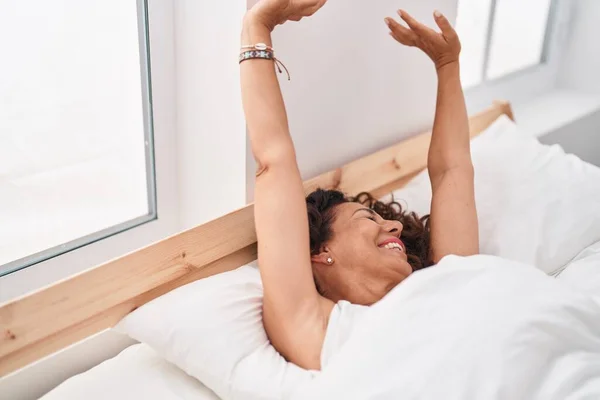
312, 202, 413, 305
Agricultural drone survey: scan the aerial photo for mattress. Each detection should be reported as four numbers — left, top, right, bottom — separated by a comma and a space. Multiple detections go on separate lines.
41, 343, 220, 400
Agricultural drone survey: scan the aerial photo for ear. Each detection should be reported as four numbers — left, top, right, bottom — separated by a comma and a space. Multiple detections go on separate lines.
311, 248, 334, 266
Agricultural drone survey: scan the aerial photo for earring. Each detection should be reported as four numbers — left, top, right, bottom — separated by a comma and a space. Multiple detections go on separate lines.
327, 257, 333, 264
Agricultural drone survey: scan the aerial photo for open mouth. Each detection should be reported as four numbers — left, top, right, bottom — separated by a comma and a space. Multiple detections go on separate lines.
378, 240, 406, 253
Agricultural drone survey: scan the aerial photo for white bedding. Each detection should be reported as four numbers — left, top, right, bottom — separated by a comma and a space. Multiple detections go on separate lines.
294, 255, 600, 400
388, 115, 600, 275
47, 253, 600, 400
557, 240, 600, 304
42, 343, 220, 400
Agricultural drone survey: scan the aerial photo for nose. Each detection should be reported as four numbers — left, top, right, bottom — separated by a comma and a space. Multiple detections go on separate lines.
385, 220, 403, 235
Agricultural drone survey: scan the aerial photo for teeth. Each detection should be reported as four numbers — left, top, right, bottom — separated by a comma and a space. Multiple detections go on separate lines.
383, 242, 403, 251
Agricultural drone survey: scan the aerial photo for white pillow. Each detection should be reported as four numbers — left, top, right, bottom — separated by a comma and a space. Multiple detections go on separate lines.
42, 344, 220, 400
116, 264, 314, 400
386, 115, 600, 274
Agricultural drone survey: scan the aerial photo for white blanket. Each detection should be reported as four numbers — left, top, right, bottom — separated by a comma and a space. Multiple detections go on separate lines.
557, 240, 600, 304
293, 255, 600, 400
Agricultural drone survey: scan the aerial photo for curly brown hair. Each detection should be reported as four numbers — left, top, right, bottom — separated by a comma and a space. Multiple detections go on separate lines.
306, 189, 433, 279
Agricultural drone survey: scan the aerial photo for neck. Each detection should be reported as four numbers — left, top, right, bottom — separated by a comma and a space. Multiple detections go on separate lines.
321, 266, 404, 306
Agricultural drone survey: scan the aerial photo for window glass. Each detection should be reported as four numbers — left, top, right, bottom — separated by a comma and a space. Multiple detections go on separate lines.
456, 0, 494, 88
0, 0, 155, 275
486, 0, 552, 79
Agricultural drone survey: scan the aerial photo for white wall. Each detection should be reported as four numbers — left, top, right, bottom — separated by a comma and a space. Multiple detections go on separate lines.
557, 0, 600, 94
175, 0, 248, 230
539, 109, 600, 167
247, 0, 458, 199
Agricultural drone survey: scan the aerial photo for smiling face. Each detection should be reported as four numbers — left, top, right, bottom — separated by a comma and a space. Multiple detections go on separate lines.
311, 202, 414, 305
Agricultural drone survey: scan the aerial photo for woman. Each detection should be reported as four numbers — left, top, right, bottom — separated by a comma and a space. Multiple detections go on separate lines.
240, 0, 477, 370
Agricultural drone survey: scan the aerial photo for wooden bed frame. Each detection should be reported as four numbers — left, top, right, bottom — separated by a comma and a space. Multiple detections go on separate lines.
0, 101, 514, 377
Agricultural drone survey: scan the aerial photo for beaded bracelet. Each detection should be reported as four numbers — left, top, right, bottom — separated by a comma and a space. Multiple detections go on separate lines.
239, 50, 274, 62
239, 49, 291, 81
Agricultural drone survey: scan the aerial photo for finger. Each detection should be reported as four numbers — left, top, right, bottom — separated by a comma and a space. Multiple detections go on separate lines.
305, 0, 328, 16
398, 10, 431, 35
289, 14, 303, 21
433, 10, 457, 40
388, 31, 415, 47
385, 18, 417, 46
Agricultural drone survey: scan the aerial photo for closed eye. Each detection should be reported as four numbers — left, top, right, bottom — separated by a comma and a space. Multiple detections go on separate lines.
352, 207, 381, 222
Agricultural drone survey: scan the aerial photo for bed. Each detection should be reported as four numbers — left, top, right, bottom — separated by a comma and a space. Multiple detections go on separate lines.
2, 101, 600, 399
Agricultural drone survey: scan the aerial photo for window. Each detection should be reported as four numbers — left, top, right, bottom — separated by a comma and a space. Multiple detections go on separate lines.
0, 0, 155, 276
456, 0, 555, 88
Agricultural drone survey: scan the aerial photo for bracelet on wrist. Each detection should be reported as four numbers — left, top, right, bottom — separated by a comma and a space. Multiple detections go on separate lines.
239, 44, 291, 81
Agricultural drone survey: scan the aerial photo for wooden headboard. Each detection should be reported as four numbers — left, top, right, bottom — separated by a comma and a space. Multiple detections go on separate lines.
0, 101, 513, 376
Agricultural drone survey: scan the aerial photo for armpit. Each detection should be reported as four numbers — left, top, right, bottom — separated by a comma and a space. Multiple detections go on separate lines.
256, 162, 269, 178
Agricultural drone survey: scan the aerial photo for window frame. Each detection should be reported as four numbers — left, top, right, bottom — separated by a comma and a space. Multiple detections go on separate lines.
0, 0, 160, 277
465, 0, 558, 88
0, 0, 180, 301
463, 0, 572, 112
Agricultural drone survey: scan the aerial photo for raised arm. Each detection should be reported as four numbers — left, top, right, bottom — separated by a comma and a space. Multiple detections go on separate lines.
386, 10, 479, 263
240, 0, 331, 369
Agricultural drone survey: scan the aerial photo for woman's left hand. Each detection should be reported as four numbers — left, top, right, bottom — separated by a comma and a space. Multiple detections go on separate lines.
249, 0, 328, 31
385, 10, 461, 71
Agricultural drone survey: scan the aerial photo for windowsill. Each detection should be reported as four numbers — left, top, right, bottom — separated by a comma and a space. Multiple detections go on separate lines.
514, 89, 600, 138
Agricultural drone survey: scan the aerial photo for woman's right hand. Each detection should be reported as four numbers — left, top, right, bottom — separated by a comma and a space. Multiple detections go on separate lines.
248, 0, 328, 31
385, 10, 461, 71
